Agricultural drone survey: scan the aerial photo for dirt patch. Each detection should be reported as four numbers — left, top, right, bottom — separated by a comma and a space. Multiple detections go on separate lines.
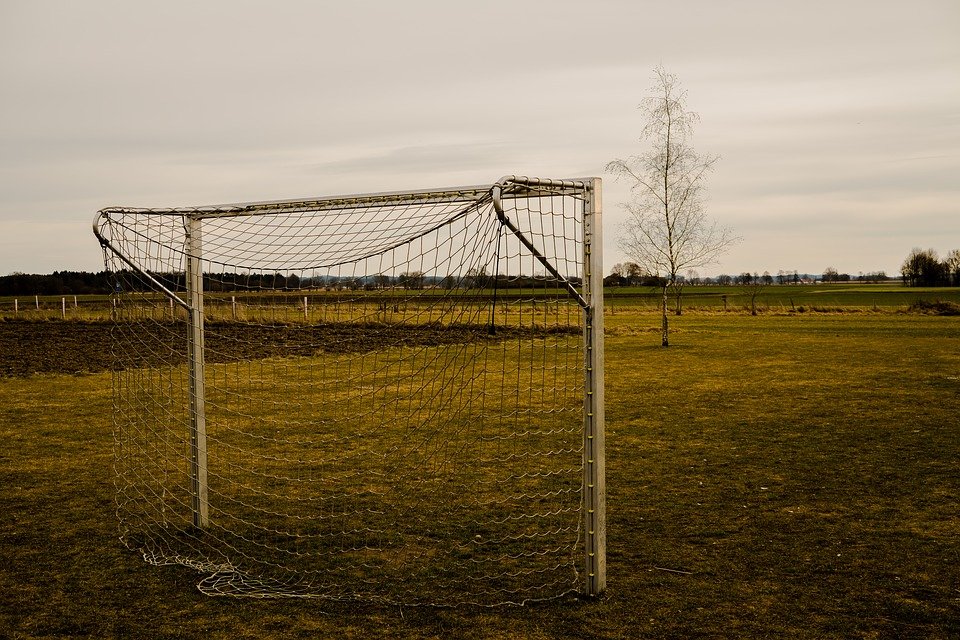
0, 319, 575, 378
2, 320, 117, 377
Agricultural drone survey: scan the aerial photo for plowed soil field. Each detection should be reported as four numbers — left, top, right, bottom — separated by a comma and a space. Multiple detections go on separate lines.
0, 319, 571, 377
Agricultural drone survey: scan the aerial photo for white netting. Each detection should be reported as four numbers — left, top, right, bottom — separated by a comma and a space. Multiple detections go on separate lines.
96, 177, 600, 605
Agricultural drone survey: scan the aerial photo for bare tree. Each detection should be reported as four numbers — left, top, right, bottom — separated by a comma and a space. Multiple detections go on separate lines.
901, 248, 946, 286
624, 261, 647, 285
398, 270, 426, 290
945, 249, 960, 286
607, 66, 737, 346
743, 271, 767, 315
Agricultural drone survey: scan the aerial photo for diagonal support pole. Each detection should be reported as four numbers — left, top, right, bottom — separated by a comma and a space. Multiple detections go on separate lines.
491, 179, 589, 310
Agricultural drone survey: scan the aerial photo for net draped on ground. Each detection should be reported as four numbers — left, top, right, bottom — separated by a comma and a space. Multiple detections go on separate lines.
95, 177, 599, 605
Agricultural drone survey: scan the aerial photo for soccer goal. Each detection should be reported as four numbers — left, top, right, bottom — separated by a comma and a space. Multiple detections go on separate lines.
93, 175, 604, 605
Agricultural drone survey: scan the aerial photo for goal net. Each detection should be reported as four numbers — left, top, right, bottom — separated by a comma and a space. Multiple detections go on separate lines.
93, 175, 604, 605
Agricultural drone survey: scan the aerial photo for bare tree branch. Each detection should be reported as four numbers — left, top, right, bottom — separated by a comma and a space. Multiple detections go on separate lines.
606, 66, 739, 346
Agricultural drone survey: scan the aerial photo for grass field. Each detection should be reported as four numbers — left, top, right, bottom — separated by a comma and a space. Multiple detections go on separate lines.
2, 305, 959, 638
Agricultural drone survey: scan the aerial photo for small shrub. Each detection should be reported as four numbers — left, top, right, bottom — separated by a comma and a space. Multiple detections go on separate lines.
907, 299, 960, 316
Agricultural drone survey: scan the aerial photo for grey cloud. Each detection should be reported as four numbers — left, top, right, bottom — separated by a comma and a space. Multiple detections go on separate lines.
1, 0, 958, 275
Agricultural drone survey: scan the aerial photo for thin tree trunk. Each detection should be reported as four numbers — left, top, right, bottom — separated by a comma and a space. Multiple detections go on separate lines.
661, 284, 669, 347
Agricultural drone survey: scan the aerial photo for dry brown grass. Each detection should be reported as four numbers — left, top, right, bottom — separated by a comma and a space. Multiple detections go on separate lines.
1, 310, 958, 638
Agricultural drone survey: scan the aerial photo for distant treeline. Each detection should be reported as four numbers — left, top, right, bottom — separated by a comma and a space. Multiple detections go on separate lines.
5, 249, 958, 296
607, 251, 960, 288
605, 263, 890, 287
0, 271, 114, 296
901, 248, 960, 287
0, 268, 579, 296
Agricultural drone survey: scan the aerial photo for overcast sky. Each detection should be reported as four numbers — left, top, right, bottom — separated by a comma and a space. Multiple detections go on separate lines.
1, 0, 957, 277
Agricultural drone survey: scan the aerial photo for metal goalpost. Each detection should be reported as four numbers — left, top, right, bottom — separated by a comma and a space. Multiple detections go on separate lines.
94, 175, 605, 603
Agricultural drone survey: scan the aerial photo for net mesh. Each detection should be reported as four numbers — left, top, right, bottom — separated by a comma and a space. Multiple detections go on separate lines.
97, 178, 596, 605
